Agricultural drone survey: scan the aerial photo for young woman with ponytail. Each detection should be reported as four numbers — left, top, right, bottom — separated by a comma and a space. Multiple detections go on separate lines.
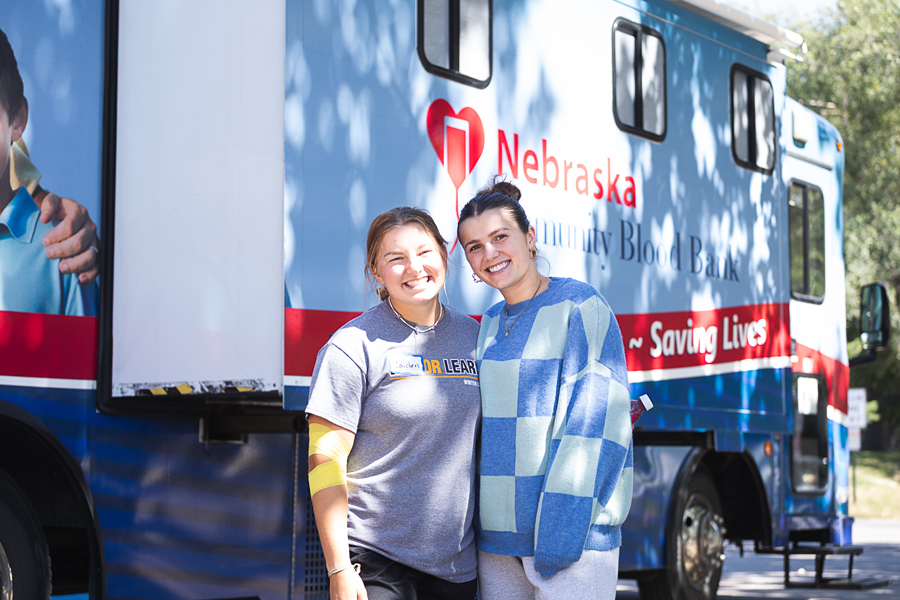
457, 179, 632, 600
306, 207, 480, 600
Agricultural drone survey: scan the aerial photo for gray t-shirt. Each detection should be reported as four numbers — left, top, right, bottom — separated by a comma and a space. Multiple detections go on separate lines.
306, 300, 481, 583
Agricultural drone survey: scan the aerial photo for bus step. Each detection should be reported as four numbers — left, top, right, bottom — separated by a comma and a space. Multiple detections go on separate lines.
764, 543, 894, 590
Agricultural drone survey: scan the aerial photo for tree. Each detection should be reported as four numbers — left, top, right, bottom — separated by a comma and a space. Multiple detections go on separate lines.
786, 0, 900, 444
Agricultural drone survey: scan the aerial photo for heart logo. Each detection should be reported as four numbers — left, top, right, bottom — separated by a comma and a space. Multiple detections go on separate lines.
426, 99, 485, 199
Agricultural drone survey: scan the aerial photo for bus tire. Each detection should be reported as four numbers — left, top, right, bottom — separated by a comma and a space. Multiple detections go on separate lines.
0, 467, 52, 600
638, 468, 726, 600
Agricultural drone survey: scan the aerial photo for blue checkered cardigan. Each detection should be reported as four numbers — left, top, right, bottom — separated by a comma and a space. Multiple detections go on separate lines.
475, 277, 633, 579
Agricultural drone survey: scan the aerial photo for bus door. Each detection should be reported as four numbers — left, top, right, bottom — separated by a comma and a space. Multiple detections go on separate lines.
783, 103, 847, 522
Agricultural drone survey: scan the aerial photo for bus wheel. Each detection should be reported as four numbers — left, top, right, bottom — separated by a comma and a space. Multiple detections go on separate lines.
638, 468, 726, 600
679, 469, 726, 599
0, 468, 51, 600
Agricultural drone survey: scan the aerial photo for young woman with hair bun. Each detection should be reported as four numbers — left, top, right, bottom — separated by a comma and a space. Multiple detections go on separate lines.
306, 207, 480, 600
457, 179, 633, 600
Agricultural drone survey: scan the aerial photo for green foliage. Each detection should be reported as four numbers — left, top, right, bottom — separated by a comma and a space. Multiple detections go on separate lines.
866, 399, 880, 423
874, 396, 900, 448
850, 451, 900, 518
786, 1, 900, 411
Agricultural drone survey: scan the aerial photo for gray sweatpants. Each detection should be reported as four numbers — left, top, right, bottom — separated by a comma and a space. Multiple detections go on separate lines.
477, 548, 619, 600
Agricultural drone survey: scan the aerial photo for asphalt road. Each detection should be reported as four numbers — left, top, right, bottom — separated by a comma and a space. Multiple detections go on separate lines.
616, 519, 900, 599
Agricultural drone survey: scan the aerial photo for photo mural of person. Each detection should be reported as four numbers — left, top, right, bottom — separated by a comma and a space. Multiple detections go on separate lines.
0, 28, 97, 316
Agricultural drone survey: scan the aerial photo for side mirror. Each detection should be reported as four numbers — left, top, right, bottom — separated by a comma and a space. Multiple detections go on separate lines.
851, 283, 891, 367
860, 283, 890, 351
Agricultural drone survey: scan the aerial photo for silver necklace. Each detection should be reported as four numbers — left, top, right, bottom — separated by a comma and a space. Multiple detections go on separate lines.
387, 298, 444, 334
504, 276, 544, 337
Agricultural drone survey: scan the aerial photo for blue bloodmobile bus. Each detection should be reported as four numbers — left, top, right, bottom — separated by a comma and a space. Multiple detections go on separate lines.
0, 1, 891, 599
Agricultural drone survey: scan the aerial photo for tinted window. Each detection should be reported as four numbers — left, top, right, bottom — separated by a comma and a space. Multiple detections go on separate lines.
732, 66, 775, 172
613, 19, 666, 141
789, 184, 805, 292
791, 375, 829, 493
419, 0, 491, 88
808, 188, 825, 298
733, 70, 749, 162
789, 181, 826, 302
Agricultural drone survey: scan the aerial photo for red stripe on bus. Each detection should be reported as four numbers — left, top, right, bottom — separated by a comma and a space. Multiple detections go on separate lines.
793, 342, 850, 414
618, 303, 791, 372
285, 304, 791, 378
284, 308, 360, 378
0, 311, 97, 380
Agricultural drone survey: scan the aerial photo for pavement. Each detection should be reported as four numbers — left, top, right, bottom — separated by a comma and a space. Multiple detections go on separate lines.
616, 519, 900, 599
50, 521, 900, 599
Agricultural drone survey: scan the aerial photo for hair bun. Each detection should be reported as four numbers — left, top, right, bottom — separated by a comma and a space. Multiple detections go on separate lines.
492, 181, 521, 201
479, 175, 521, 201
460, 175, 530, 236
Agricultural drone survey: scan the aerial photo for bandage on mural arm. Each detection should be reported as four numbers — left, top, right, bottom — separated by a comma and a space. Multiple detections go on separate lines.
308, 421, 353, 496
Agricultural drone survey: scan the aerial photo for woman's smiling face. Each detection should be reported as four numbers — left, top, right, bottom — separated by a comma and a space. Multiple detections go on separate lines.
372, 222, 446, 316
458, 207, 538, 302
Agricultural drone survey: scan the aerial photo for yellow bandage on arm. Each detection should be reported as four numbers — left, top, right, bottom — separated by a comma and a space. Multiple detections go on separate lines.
309, 460, 346, 496
308, 422, 351, 463
308, 422, 352, 495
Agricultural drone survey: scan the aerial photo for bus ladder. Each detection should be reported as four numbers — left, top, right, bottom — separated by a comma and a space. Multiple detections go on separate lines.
757, 541, 893, 590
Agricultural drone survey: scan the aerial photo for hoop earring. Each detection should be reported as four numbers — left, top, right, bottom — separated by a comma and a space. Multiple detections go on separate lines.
530, 247, 539, 260
472, 273, 482, 283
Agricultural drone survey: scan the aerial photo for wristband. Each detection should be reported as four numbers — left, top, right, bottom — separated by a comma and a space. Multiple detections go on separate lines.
327, 563, 361, 578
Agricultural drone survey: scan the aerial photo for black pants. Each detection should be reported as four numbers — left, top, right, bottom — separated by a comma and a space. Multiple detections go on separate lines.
347, 546, 477, 600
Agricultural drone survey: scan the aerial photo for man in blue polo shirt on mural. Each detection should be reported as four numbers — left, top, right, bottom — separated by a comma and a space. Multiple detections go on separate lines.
0, 28, 95, 316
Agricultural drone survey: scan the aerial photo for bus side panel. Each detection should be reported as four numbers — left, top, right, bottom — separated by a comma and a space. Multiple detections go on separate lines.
626, 369, 788, 562
284, 0, 796, 579
631, 369, 791, 435
831, 420, 851, 532
0, 385, 300, 600
620, 446, 692, 571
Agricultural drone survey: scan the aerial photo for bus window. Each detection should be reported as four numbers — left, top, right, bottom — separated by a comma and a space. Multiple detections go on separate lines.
808, 187, 826, 298
731, 65, 775, 173
612, 19, 666, 141
788, 180, 826, 302
418, 0, 491, 88
791, 375, 829, 493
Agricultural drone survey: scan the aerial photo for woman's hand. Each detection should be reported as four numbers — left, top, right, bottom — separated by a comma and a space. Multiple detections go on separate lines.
329, 568, 367, 600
